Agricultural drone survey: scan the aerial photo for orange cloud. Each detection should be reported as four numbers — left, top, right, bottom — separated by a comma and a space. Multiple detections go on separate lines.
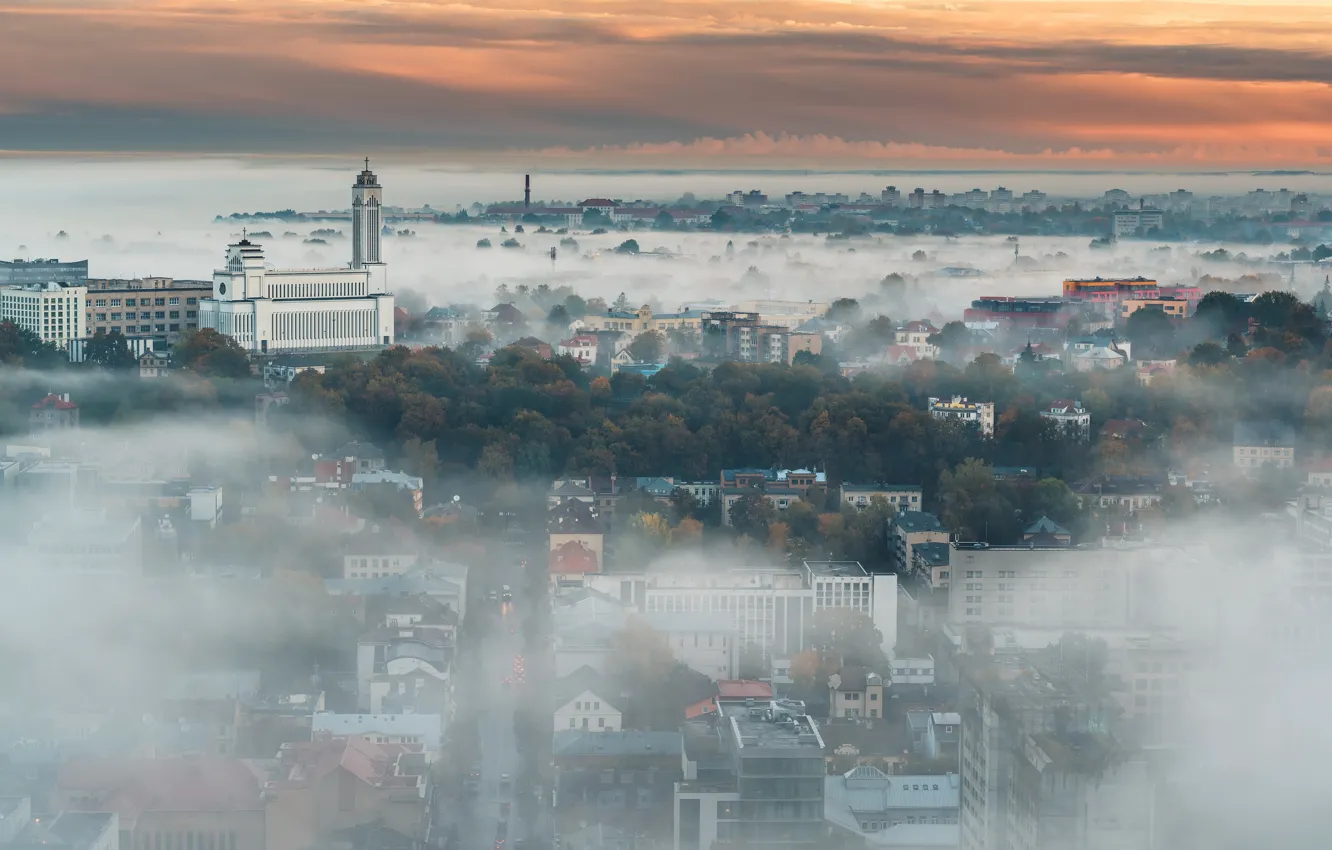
0, 0, 1331, 164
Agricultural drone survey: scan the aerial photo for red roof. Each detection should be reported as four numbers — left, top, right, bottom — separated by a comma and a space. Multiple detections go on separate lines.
59, 757, 263, 814
685, 697, 717, 719
717, 680, 774, 699
580, 198, 615, 207
33, 393, 77, 410
549, 540, 600, 574
269, 734, 421, 790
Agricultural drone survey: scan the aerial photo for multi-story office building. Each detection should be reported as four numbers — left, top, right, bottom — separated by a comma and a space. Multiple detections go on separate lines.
1062, 277, 1159, 317
0, 258, 88, 285
674, 698, 827, 850
945, 540, 1208, 642
586, 561, 897, 658
958, 659, 1144, 850
0, 281, 86, 346
928, 396, 996, 437
199, 162, 395, 354
963, 296, 1076, 329
83, 276, 212, 341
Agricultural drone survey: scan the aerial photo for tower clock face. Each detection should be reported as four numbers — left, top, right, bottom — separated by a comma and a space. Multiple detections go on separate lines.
219, 282, 227, 295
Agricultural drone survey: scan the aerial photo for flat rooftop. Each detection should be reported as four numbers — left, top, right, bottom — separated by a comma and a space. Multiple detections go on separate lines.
719, 699, 825, 751
804, 561, 868, 577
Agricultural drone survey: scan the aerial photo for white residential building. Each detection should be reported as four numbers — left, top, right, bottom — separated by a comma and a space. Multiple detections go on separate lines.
1040, 399, 1091, 441
553, 666, 624, 732
928, 396, 996, 437
199, 163, 394, 353
0, 281, 86, 346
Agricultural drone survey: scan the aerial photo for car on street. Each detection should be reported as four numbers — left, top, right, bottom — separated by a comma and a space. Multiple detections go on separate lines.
499, 773, 512, 792
502, 584, 513, 601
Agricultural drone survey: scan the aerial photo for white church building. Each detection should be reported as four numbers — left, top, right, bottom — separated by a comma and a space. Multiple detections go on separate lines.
199, 161, 395, 354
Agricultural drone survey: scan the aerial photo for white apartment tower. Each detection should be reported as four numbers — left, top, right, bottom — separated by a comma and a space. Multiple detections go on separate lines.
0, 281, 87, 346
352, 158, 383, 269
199, 162, 394, 354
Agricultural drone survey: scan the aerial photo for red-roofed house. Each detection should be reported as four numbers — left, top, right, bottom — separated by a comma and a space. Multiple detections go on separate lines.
263, 735, 427, 850
31, 392, 79, 431
549, 499, 604, 585
57, 757, 265, 850
579, 199, 617, 215
894, 322, 940, 359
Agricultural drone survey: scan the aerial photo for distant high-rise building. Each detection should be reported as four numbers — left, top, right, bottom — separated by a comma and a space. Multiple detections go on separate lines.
1019, 190, 1048, 211
882, 185, 901, 206
0, 258, 88, 285
909, 188, 926, 209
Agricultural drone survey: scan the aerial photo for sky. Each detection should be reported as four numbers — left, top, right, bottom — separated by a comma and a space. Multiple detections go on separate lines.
2, 0, 1332, 167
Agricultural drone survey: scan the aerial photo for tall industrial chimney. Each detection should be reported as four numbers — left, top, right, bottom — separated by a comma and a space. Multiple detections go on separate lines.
524, 174, 531, 209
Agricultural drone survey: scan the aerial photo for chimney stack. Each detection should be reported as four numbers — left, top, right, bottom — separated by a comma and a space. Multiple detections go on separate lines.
524, 174, 531, 209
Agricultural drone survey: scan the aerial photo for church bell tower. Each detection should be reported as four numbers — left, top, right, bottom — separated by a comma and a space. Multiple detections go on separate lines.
351, 158, 382, 270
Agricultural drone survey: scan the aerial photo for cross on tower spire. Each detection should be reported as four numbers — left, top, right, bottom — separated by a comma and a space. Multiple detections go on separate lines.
241, 227, 247, 240
365, 157, 370, 172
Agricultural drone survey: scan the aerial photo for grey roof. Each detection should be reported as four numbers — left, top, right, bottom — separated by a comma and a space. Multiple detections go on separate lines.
913, 542, 950, 567
896, 511, 944, 534
828, 768, 960, 813
552, 730, 682, 757
1234, 420, 1296, 447
554, 665, 624, 712
1024, 516, 1070, 536
549, 480, 595, 500
548, 497, 604, 533
631, 477, 677, 497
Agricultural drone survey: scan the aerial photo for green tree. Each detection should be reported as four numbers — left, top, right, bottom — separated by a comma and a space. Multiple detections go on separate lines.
654, 211, 676, 230
0, 320, 63, 368
581, 209, 611, 227
1193, 291, 1244, 339
928, 321, 974, 360
826, 298, 863, 323
563, 294, 588, 318
1187, 341, 1228, 367
546, 304, 571, 330
938, 458, 1019, 542
173, 328, 250, 378
806, 608, 887, 670
615, 239, 641, 255
1124, 306, 1177, 357
627, 330, 665, 363
728, 490, 776, 537
84, 331, 138, 370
